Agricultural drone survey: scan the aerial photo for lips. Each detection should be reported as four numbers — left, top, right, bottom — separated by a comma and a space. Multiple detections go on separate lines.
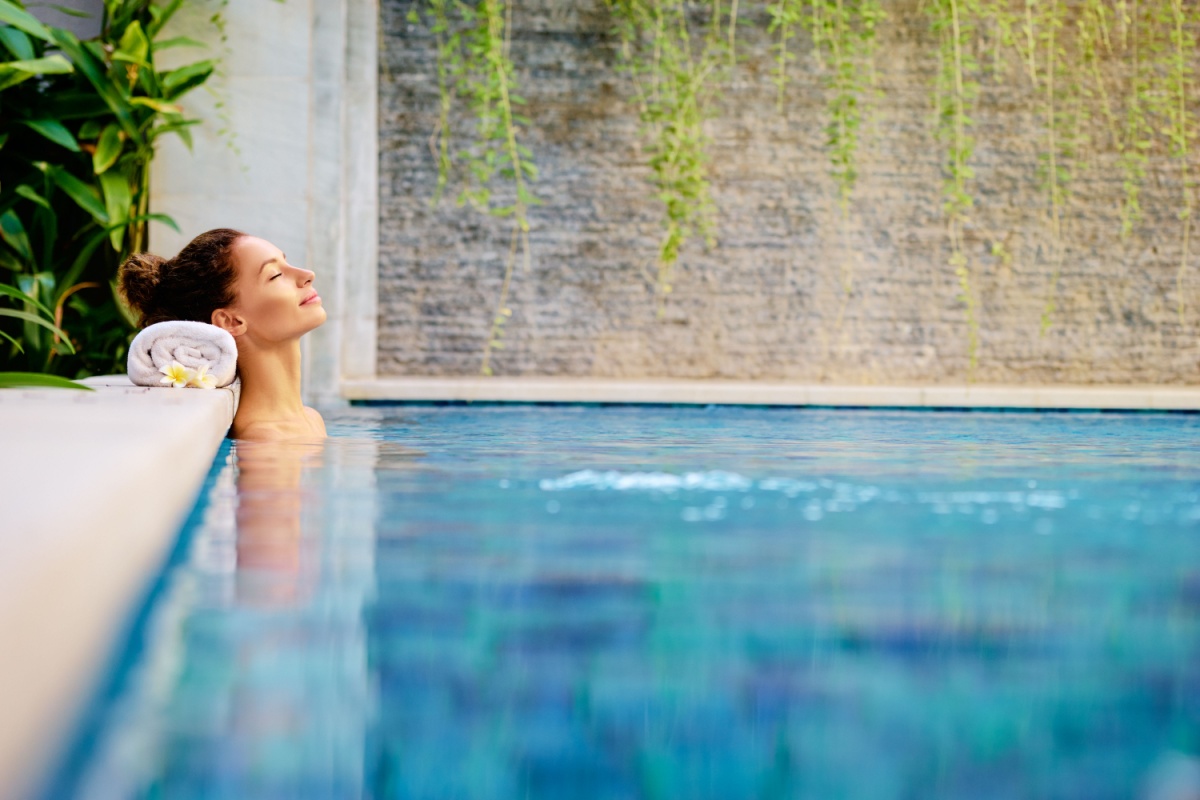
300, 291, 321, 306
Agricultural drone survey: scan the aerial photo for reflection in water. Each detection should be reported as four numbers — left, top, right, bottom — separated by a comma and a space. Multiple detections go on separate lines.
233, 439, 324, 605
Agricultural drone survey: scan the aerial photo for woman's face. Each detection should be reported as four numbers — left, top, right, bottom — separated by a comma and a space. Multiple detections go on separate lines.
222, 235, 326, 344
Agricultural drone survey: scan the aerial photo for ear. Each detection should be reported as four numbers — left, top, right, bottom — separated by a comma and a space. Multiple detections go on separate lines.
211, 307, 247, 337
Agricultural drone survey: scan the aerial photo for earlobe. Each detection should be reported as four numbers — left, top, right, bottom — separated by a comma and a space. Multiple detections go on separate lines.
211, 307, 247, 337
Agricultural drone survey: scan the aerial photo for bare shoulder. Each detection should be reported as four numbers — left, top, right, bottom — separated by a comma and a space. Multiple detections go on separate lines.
304, 406, 327, 434
232, 419, 286, 441
232, 408, 326, 442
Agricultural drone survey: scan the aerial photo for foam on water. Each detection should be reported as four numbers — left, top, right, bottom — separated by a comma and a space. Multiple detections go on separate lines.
539, 468, 754, 492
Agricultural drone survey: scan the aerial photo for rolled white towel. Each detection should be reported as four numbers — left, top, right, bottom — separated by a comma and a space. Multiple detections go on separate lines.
127, 320, 238, 388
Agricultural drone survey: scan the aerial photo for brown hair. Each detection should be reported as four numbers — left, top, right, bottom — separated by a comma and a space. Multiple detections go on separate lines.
118, 228, 246, 328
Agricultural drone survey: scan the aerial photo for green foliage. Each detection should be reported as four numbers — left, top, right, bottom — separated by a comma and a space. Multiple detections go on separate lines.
412, 0, 538, 375
1031, 0, 1073, 334
929, 0, 981, 374
797, 0, 883, 211
0, 0, 211, 378
0, 370, 93, 389
608, 0, 730, 311
405, 0, 1200, 377
766, 0, 803, 111
1161, 0, 1198, 324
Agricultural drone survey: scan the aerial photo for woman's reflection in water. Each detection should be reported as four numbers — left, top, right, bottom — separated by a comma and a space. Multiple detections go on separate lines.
231, 437, 326, 607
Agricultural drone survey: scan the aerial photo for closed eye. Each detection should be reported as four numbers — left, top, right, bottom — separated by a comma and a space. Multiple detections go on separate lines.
269, 272, 283, 281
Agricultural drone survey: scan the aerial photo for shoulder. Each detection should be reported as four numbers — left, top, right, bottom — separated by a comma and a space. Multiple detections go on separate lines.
304, 406, 327, 434
232, 418, 288, 441
231, 408, 325, 441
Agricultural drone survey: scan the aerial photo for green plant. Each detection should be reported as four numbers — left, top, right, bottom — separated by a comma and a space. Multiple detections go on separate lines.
413, 0, 539, 375
0, 279, 90, 388
0, 0, 214, 378
929, 0, 981, 374
1033, 0, 1071, 334
766, 0, 803, 112
800, 0, 883, 212
1162, 0, 1197, 325
608, 0, 728, 312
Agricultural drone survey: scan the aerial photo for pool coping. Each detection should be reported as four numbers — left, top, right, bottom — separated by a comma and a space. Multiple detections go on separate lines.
0, 375, 237, 800
341, 377, 1200, 411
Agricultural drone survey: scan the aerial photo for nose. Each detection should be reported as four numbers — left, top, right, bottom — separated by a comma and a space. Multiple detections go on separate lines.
291, 264, 315, 285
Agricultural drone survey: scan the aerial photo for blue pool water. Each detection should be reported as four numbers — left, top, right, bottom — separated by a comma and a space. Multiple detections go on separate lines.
46, 405, 1200, 799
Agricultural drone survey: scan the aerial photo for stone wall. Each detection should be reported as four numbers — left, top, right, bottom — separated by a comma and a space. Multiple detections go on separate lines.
378, 0, 1200, 383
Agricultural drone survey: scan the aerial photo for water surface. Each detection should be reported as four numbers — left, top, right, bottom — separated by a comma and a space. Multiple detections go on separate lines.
50, 406, 1200, 799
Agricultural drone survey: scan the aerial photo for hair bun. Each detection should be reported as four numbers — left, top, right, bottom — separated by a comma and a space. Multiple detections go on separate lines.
118, 252, 168, 327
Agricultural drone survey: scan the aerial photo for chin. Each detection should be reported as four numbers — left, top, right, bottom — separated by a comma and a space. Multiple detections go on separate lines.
303, 306, 328, 331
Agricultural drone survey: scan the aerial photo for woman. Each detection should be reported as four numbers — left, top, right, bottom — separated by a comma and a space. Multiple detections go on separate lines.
119, 228, 328, 441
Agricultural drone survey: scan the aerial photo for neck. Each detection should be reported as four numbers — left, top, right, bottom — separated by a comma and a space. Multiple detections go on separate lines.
235, 336, 305, 417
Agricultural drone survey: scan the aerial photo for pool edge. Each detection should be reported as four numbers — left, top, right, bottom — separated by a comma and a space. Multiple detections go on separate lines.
341, 378, 1200, 411
0, 376, 237, 800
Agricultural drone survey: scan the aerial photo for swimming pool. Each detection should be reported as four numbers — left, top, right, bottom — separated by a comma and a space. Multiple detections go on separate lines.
44, 405, 1200, 798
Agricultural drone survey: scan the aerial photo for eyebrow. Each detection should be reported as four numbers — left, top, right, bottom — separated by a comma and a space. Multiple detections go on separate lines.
258, 254, 286, 274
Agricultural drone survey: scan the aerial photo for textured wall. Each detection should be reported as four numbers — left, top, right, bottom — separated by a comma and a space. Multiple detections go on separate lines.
378, 0, 1200, 383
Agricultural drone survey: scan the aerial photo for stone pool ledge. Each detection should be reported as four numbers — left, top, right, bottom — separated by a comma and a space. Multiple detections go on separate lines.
342, 377, 1200, 411
0, 375, 237, 800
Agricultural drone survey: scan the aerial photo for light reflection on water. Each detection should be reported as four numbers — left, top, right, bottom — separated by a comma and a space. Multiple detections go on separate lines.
47, 406, 1200, 799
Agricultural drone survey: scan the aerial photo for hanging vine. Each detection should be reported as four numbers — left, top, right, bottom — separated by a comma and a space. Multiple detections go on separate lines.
402, 0, 1200, 379
767, 0, 804, 111
1033, 0, 1072, 333
412, 0, 539, 374
607, 0, 729, 312
929, 0, 981, 374
1163, 0, 1197, 325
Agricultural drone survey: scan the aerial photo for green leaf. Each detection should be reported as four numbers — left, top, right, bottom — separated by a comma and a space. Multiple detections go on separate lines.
99, 171, 131, 250
0, 247, 21, 271
0, 25, 34, 59
147, 0, 185, 38
0, 328, 24, 353
129, 96, 182, 113
47, 3, 91, 17
0, 132, 7, 152
18, 118, 80, 152
15, 184, 52, 211
0, 53, 74, 89
78, 120, 103, 140
154, 35, 207, 50
40, 91, 109, 121
161, 59, 215, 100
114, 20, 149, 66
92, 124, 123, 174
154, 118, 196, 150
0, 210, 32, 263
0, 309, 74, 350
50, 29, 142, 146
1, 54, 73, 75
0, 372, 93, 390
0, 282, 54, 318
47, 167, 108, 223
0, 0, 54, 43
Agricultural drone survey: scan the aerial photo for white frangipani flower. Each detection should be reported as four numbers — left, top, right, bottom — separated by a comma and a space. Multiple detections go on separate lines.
188, 364, 217, 389
159, 361, 193, 388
